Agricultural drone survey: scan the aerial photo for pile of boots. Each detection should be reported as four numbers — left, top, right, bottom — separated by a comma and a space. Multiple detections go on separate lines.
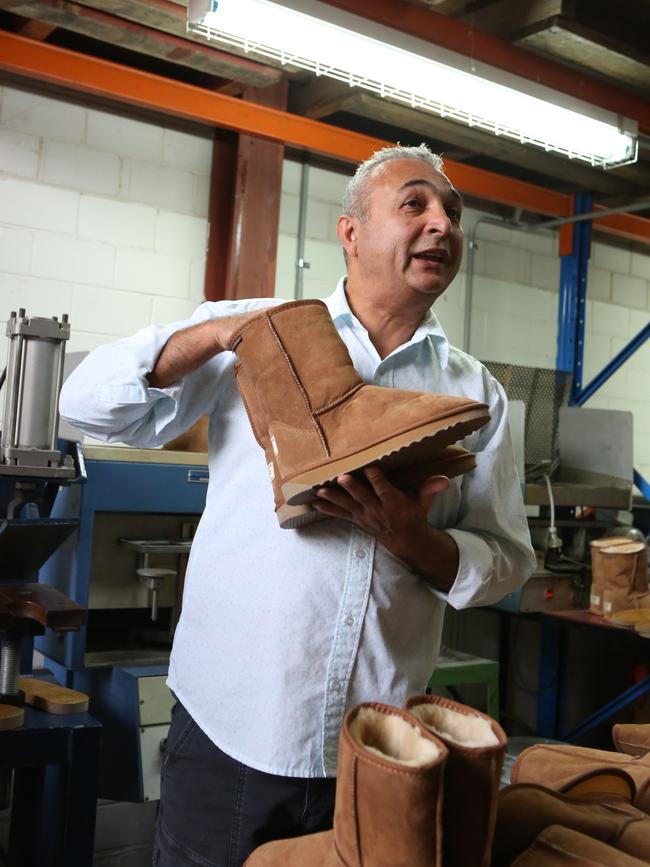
231, 300, 490, 528
245, 701, 650, 867
245, 694, 507, 867
494, 721, 650, 866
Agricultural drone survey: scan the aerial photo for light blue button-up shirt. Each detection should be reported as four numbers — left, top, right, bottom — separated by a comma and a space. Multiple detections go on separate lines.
60, 279, 535, 777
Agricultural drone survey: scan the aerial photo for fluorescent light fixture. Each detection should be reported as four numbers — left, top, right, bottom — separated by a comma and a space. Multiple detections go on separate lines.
187, 0, 638, 169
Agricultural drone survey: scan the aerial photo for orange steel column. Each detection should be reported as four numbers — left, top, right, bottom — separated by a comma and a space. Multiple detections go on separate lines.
227, 80, 287, 300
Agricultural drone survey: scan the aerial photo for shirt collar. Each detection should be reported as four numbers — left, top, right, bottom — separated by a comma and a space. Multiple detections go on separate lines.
323, 277, 450, 370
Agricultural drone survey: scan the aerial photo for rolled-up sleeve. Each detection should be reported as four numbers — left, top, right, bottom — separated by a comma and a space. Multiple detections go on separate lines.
439, 374, 536, 609
59, 298, 279, 448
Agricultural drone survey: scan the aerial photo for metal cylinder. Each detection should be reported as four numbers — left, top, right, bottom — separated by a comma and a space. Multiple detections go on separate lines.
1, 311, 71, 467
0, 637, 20, 696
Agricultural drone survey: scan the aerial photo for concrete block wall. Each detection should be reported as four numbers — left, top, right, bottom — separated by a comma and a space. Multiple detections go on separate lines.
275, 160, 650, 482
0, 84, 211, 356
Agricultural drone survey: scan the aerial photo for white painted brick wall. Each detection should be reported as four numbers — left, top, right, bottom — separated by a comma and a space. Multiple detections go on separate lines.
79, 196, 156, 249
87, 112, 164, 163
115, 248, 190, 297
0, 128, 40, 178
0, 87, 86, 142
0, 177, 79, 233
32, 231, 115, 287
0, 84, 211, 358
42, 140, 120, 196
612, 273, 648, 309
274, 159, 650, 484
0, 226, 33, 274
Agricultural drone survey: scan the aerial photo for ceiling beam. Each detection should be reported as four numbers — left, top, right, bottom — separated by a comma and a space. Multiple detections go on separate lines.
2, 0, 281, 86
73, 0, 291, 76
408, 0, 469, 14
17, 18, 58, 40
454, 0, 565, 36
322, 0, 650, 133
2, 30, 650, 245
516, 18, 650, 94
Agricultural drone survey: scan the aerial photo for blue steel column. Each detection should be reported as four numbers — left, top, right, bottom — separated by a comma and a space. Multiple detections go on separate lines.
556, 192, 592, 403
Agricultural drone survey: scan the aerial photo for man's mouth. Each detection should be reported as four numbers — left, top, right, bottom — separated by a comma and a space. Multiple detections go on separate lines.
412, 250, 448, 263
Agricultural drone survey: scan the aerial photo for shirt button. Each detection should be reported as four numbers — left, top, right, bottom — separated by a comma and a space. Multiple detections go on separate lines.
345, 615, 354, 627
332, 678, 342, 693
356, 548, 367, 559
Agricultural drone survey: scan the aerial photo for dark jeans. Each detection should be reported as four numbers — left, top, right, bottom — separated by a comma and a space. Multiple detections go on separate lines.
153, 701, 337, 867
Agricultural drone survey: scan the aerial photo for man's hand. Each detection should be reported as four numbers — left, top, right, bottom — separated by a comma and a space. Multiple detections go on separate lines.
147, 312, 259, 389
312, 466, 459, 592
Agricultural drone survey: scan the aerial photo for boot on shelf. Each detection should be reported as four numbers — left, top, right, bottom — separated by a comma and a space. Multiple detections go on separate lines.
405, 694, 506, 867
244, 702, 448, 867
230, 300, 489, 508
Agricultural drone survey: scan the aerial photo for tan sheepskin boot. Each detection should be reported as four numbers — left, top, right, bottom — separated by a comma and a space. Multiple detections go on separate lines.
405, 694, 506, 867
235, 361, 477, 529
508, 825, 650, 867
230, 300, 489, 507
613, 723, 650, 758
590, 537, 649, 618
511, 742, 650, 813
244, 702, 448, 867
492, 780, 650, 867
589, 537, 632, 615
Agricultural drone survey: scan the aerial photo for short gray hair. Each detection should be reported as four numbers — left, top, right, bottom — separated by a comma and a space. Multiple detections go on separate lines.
342, 144, 444, 221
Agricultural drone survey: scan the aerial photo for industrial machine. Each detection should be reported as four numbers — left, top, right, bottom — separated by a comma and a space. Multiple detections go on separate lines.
0, 307, 85, 728
38, 442, 208, 801
485, 363, 637, 614
0, 309, 99, 867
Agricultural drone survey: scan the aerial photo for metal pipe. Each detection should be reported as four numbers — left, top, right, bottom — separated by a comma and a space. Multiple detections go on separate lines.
462, 198, 650, 354
536, 199, 650, 232
51, 322, 68, 451
294, 159, 310, 300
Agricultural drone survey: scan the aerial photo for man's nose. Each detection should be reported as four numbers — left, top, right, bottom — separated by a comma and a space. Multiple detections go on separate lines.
424, 205, 452, 235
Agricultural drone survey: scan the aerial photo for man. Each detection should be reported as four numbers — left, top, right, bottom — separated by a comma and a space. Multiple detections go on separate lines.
60, 144, 535, 867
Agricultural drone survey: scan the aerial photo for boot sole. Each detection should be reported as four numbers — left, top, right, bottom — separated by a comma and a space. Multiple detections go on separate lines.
282, 408, 489, 505
276, 451, 476, 529
276, 503, 325, 530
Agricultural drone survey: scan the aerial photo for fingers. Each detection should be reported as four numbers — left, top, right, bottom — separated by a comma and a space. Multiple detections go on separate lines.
418, 475, 450, 512
313, 474, 391, 535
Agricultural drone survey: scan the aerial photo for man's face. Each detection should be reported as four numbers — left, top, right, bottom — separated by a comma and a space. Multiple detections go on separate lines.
346, 158, 464, 301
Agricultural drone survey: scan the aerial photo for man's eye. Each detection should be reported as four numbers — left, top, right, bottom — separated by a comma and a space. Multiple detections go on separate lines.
403, 198, 421, 209
447, 208, 462, 222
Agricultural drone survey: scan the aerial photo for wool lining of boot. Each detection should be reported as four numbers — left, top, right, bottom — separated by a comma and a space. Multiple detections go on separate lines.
349, 708, 442, 767
409, 703, 499, 747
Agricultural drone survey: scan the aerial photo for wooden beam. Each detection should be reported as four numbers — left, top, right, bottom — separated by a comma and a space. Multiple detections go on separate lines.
3, 30, 650, 245
516, 18, 650, 94
75, 0, 289, 77
3, 0, 281, 86
408, 0, 470, 14
454, 0, 565, 36
17, 18, 57, 40
323, 0, 650, 134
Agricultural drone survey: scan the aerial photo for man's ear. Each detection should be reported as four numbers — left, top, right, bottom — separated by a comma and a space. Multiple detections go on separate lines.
337, 215, 358, 258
